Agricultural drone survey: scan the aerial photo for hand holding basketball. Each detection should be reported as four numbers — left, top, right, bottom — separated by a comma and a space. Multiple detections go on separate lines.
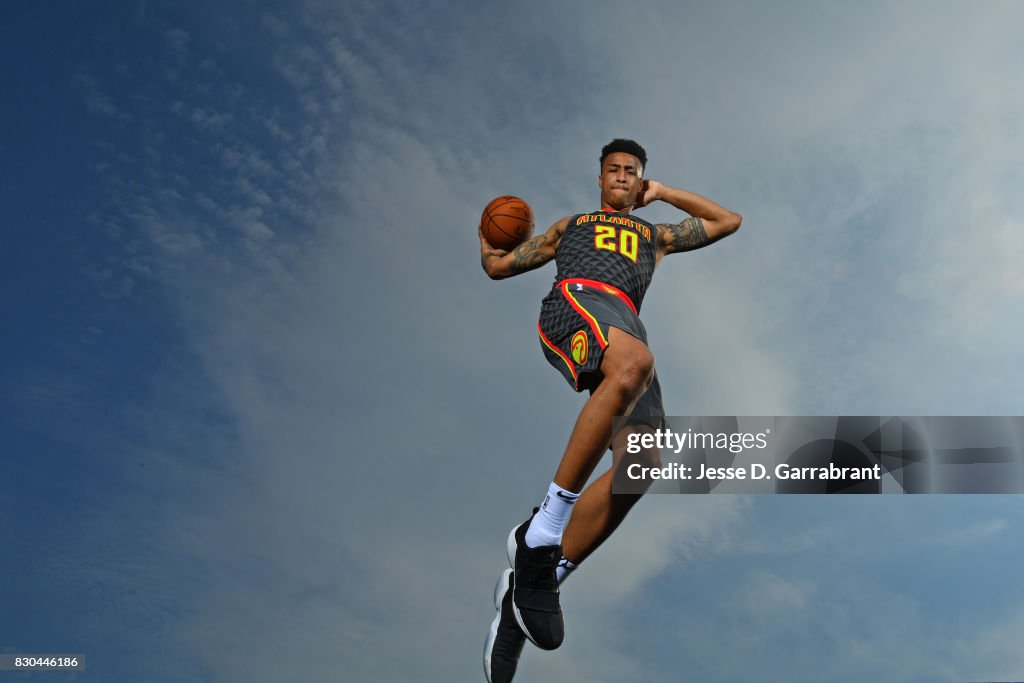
479, 196, 534, 250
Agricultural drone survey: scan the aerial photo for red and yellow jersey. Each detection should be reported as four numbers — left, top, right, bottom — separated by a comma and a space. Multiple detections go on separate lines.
550, 210, 659, 312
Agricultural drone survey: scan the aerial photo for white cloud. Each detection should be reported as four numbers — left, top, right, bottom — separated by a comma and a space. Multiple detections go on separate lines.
931, 517, 1009, 549
954, 603, 1024, 680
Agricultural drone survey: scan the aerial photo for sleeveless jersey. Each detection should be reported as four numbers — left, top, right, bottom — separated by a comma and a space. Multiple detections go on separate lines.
550, 210, 659, 311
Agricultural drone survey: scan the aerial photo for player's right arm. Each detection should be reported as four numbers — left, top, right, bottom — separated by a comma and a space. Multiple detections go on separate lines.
479, 216, 570, 280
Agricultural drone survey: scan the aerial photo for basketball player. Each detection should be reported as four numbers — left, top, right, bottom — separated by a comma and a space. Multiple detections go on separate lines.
480, 139, 742, 682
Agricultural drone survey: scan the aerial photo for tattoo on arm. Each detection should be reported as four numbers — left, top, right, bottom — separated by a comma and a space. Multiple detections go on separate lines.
511, 234, 550, 271
659, 217, 709, 253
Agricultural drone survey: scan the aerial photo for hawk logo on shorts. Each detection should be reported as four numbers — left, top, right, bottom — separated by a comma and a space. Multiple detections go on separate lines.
570, 330, 588, 365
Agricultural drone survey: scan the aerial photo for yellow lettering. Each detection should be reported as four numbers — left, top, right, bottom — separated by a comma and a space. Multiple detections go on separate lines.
620, 230, 638, 261
594, 225, 617, 251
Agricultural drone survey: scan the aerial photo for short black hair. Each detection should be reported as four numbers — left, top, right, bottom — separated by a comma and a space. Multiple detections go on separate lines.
600, 138, 647, 173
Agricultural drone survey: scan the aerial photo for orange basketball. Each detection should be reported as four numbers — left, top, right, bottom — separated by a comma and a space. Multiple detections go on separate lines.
480, 196, 534, 251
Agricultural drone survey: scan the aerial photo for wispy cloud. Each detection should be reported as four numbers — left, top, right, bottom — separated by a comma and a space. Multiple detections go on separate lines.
73, 71, 128, 120
932, 517, 1009, 549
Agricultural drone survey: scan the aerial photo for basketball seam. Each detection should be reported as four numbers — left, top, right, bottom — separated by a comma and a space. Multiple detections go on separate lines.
483, 197, 532, 249
486, 212, 517, 242
486, 196, 518, 212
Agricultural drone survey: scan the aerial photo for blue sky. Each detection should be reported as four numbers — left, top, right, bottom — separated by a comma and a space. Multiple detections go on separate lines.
3, 1, 1024, 681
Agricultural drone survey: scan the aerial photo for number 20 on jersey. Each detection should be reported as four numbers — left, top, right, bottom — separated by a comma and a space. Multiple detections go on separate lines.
594, 224, 639, 262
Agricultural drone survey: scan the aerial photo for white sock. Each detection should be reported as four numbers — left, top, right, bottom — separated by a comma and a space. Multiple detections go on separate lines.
556, 558, 578, 584
525, 482, 579, 548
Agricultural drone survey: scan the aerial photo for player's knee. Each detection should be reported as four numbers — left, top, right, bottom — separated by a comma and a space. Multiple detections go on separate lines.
615, 349, 655, 397
637, 443, 662, 470
602, 337, 655, 402
610, 372, 652, 407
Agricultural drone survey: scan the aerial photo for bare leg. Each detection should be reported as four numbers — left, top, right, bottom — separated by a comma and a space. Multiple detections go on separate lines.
560, 471, 638, 564
561, 425, 659, 564
550, 327, 658, 561
500, 328, 656, 657
552, 327, 654, 492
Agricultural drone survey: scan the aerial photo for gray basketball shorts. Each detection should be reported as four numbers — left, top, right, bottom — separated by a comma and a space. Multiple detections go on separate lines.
537, 278, 664, 426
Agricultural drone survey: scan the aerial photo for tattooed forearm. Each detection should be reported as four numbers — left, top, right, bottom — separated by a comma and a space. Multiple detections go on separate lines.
659, 217, 709, 253
511, 234, 550, 271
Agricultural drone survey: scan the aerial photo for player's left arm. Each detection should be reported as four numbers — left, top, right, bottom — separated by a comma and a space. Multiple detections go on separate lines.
637, 181, 743, 257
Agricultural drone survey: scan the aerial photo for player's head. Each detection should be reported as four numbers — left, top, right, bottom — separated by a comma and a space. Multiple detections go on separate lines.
600, 139, 647, 175
599, 138, 647, 210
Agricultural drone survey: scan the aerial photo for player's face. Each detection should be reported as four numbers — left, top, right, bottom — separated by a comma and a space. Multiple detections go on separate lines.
598, 152, 644, 209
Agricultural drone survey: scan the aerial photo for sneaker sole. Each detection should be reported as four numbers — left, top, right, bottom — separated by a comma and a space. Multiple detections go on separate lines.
483, 569, 513, 683
506, 525, 519, 568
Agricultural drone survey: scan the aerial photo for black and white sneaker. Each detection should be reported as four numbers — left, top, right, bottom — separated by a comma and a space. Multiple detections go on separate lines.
483, 569, 526, 683
506, 511, 564, 650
